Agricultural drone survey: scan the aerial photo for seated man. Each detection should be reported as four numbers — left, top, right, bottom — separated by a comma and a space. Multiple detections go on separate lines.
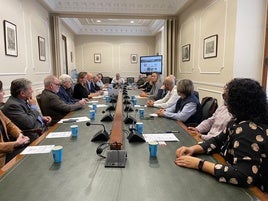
2, 78, 52, 141
58, 74, 87, 105
139, 72, 162, 100
187, 85, 233, 141
111, 73, 125, 85
86, 72, 102, 96
138, 75, 152, 92
92, 76, 101, 91
147, 76, 179, 109
39, 75, 85, 125
136, 74, 146, 87
156, 79, 202, 125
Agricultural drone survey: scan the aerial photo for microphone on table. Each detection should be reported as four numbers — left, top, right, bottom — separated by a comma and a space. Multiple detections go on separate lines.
127, 112, 145, 143
106, 98, 116, 111
124, 106, 136, 124
101, 110, 113, 122
123, 94, 133, 112
86, 122, 110, 142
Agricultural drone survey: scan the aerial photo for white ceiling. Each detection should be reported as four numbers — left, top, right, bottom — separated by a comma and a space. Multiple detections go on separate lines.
39, 0, 191, 36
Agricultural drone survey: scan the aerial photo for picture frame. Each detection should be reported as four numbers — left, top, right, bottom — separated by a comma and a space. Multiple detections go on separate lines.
38, 36, 46, 61
3, 20, 18, 57
203, 34, 218, 59
94, 53, 101, 63
182, 44, 190, 62
130, 54, 138, 64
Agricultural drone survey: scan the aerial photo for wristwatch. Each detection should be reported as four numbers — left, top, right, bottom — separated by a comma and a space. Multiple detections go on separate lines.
198, 159, 206, 171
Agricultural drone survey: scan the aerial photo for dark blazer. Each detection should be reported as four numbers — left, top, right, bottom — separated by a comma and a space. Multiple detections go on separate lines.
57, 85, 78, 104
39, 89, 83, 125
2, 96, 44, 140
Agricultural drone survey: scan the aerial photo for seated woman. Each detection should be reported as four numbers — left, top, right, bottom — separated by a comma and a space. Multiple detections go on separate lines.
73, 72, 94, 100
0, 80, 30, 167
175, 78, 268, 192
156, 79, 202, 125
96, 73, 105, 89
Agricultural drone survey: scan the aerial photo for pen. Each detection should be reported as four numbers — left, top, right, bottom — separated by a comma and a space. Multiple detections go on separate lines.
166, 131, 180, 133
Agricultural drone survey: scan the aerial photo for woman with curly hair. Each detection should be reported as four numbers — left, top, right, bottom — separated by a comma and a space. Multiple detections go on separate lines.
175, 78, 268, 192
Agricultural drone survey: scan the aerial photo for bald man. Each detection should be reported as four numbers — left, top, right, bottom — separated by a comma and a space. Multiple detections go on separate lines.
39, 75, 84, 125
147, 76, 179, 109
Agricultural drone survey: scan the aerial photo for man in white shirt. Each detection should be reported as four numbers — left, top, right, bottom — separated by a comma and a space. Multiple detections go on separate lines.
147, 76, 179, 109
111, 73, 125, 85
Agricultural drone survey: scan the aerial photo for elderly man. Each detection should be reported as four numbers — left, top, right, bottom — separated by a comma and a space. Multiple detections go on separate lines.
86, 72, 102, 95
111, 73, 125, 85
39, 75, 85, 125
58, 74, 87, 105
147, 76, 179, 109
187, 85, 233, 141
2, 78, 52, 141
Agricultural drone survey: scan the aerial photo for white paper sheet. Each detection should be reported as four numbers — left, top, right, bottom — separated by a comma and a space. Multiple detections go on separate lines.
135, 95, 148, 99
46, 131, 71, 138
143, 133, 179, 142
58, 116, 90, 123
21, 145, 55, 155
92, 95, 105, 99
88, 104, 108, 108
87, 100, 98, 103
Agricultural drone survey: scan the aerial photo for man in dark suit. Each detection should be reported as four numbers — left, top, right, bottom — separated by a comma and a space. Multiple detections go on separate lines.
39, 75, 85, 125
2, 78, 52, 141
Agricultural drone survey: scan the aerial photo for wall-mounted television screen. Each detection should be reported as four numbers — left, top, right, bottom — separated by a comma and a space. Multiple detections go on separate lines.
140, 55, 162, 74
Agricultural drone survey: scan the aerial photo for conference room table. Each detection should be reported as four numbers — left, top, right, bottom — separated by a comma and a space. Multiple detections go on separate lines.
0, 91, 259, 201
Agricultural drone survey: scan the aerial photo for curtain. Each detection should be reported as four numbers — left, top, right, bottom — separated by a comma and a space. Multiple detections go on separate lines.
166, 18, 177, 76
50, 15, 61, 77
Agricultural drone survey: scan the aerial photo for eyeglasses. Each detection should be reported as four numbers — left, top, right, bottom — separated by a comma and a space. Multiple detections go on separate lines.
52, 82, 60, 86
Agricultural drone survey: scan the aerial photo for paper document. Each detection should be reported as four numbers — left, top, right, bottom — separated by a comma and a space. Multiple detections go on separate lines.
143, 133, 179, 142
58, 116, 90, 123
135, 95, 148, 99
88, 104, 108, 108
92, 95, 105, 99
87, 100, 98, 103
46, 131, 71, 138
21, 145, 55, 155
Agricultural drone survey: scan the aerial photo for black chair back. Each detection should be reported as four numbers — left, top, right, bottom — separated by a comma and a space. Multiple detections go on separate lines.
201, 97, 218, 120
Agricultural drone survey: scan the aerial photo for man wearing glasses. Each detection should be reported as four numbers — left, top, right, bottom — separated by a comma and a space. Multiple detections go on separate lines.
2, 78, 52, 142
38, 75, 84, 125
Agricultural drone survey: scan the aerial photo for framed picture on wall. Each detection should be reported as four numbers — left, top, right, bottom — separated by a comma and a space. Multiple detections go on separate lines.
130, 54, 138, 63
3, 20, 18, 57
182, 44, 190, 62
38, 36, 46, 61
94, 53, 101, 63
203, 34, 218, 59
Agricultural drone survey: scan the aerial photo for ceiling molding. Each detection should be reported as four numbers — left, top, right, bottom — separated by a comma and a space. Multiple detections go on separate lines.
40, 0, 190, 36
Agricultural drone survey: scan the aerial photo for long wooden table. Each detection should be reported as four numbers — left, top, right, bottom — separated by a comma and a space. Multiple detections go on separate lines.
0, 91, 263, 201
